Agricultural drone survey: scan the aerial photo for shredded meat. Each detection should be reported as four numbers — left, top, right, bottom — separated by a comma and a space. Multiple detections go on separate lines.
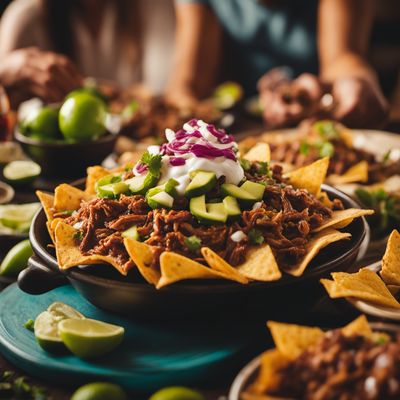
64, 167, 339, 271
269, 331, 400, 400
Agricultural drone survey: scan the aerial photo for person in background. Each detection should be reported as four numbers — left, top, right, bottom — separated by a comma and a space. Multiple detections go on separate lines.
0, 0, 175, 108
167, 0, 388, 129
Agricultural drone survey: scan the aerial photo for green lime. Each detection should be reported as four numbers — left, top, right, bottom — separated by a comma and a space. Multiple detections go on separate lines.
59, 93, 107, 142
66, 87, 108, 104
71, 382, 127, 400
34, 302, 84, 353
0, 239, 33, 277
20, 106, 61, 140
3, 160, 41, 185
212, 81, 243, 110
149, 387, 205, 400
58, 318, 124, 359
0, 202, 40, 230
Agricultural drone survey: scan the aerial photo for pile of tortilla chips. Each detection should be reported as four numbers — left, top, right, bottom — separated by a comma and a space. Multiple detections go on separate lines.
239, 120, 370, 185
37, 153, 373, 289
322, 229, 400, 309
243, 315, 385, 399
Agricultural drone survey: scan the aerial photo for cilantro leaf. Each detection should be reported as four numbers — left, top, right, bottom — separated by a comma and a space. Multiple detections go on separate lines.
140, 151, 162, 177
248, 229, 264, 245
299, 141, 310, 155
184, 235, 202, 252
256, 161, 270, 176
314, 121, 339, 140
73, 231, 84, 241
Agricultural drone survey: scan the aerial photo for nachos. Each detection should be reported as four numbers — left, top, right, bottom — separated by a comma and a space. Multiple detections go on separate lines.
37, 119, 372, 288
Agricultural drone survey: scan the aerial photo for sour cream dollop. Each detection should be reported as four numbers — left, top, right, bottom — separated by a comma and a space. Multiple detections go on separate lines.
136, 119, 245, 195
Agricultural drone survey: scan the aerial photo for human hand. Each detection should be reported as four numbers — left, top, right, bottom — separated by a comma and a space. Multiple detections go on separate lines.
259, 72, 325, 129
0, 47, 83, 107
331, 77, 389, 128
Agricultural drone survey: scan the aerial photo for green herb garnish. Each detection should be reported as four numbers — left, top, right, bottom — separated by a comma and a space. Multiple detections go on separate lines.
314, 121, 339, 140
240, 158, 251, 171
184, 235, 202, 252
57, 210, 74, 217
140, 151, 162, 177
248, 229, 264, 245
24, 319, 35, 331
299, 141, 310, 155
317, 141, 335, 158
73, 231, 84, 241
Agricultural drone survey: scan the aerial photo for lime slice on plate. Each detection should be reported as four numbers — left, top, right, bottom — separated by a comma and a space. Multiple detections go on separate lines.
34, 302, 84, 353
0, 202, 40, 230
3, 160, 41, 185
0, 239, 33, 277
58, 318, 124, 359
71, 382, 128, 400
149, 386, 205, 400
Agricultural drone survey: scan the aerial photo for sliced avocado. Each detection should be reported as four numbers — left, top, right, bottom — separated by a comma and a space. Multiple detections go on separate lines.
190, 195, 227, 225
223, 196, 241, 218
125, 172, 158, 195
122, 225, 140, 240
240, 181, 265, 201
185, 171, 217, 198
221, 183, 256, 202
146, 189, 174, 209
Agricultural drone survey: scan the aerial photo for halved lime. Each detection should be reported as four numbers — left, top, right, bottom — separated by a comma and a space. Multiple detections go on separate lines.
58, 318, 124, 359
0, 202, 40, 231
149, 386, 205, 400
3, 160, 41, 185
71, 382, 128, 400
0, 239, 33, 277
34, 302, 84, 353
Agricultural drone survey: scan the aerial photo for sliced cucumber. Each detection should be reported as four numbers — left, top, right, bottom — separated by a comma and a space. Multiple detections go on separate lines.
223, 196, 241, 218
3, 160, 41, 185
95, 174, 123, 198
221, 183, 256, 202
185, 171, 217, 198
98, 182, 129, 198
190, 195, 227, 225
125, 172, 158, 195
240, 181, 265, 201
122, 225, 140, 240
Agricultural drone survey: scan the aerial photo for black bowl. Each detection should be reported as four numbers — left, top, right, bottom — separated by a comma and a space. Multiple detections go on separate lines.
14, 130, 117, 179
19, 185, 369, 321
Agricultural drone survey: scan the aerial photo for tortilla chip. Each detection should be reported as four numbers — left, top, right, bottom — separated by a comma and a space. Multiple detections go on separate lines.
54, 184, 93, 212
124, 238, 160, 285
247, 350, 289, 395
36, 191, 54, 221
200, 247, 249, 284
341, 315, 373, 338
243, 143, 271, 163
327, 161, 369, 185
54, 222, 130, 275
338, 127, 354, 148
284, 229, 351, 277
85, 166, 110, 195
313, 208, 374, 232
381, 230, 400, 286
286, 157, 329, 196
322, 268, 400, 309
236, 245, 282, 282
267, 321, 323, 360
388, 284, 400, 296
318, 191, 332, 207
46, 217, 63, 244
157, 251, 225, 289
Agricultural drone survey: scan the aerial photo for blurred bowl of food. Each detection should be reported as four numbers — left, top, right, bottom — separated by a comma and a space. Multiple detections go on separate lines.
15, 90, 118, 179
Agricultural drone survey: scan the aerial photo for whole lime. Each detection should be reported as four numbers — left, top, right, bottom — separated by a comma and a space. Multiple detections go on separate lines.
20, 107, 60, 140
71, 382, 128, 400
149, 386, 205, 400
59, 93, 107, 142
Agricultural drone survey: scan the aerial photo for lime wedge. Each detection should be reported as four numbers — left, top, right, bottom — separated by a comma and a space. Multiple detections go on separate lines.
0, 239, 33, 277
3, 160, 41, 185
58, 318, 124, 359
34, 302, 84, 353
71, 382, 128, 400
0, 202, 40, 230
150, 387, 205, 400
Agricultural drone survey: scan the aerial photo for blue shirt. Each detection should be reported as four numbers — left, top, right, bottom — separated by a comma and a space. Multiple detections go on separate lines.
178, 0, 319, 95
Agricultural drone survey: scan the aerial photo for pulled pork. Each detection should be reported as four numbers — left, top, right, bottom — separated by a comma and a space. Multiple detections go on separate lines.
270, 330, 400, 400
64, 165, 342, 271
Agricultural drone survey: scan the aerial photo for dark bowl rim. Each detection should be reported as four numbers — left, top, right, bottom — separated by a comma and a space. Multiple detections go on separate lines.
29, 184, 368, 293
228, 321, 400, 400
14, 129, 117, 148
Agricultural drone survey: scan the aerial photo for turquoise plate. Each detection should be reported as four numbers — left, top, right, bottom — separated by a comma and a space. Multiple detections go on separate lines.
0, 284, 264, 393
